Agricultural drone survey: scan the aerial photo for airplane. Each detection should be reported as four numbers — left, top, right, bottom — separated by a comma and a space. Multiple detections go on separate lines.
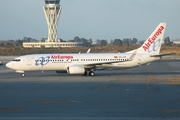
6, 23, 174, 77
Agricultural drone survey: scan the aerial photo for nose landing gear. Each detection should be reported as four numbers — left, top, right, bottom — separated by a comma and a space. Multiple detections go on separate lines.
21, 73, 25, 77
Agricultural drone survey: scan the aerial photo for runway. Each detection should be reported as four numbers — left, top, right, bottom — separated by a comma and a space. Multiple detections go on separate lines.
0, 60, 180, 120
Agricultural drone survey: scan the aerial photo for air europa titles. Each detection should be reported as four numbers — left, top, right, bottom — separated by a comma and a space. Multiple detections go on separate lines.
51, 55, 73, 59
143, 26, 164, 51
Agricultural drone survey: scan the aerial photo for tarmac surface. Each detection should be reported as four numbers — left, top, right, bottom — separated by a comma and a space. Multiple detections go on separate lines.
0, 58, 180, 120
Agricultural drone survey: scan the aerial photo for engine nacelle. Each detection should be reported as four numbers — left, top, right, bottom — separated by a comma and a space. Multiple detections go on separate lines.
67, 65, 85, 74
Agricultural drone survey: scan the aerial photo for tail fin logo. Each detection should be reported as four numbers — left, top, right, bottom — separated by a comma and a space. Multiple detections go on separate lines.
148, 39, 161, 53
143, 26, 164, 51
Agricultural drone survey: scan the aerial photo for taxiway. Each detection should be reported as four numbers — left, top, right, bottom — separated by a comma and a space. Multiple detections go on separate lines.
0, 60, 180, 120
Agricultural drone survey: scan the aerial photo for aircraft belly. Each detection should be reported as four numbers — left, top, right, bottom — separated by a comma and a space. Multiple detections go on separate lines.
39, 63, 67, 71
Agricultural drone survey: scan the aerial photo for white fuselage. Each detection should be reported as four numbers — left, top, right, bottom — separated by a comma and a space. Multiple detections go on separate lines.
6, 53, 159, 73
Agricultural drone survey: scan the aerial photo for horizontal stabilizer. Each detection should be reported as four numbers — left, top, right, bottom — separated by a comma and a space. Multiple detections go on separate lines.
150, 53, 176, 57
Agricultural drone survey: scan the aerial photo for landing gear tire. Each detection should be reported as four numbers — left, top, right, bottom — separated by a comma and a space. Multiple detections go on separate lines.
21, 73, 25, 77
89, 71, 95, 76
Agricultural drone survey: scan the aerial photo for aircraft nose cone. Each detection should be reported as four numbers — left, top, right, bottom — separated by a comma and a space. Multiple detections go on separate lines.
6, 62, 13, 69
6, 62, 10, 68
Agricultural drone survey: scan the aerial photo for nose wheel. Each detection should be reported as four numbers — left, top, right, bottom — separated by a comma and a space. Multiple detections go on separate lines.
21, 73, 25, 77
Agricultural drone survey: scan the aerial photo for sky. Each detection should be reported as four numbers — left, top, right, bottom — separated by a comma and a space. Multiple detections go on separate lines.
0, 0, 180, 41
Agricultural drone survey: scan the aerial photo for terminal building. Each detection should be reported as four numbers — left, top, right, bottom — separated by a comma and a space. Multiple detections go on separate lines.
23, 0, 82, 48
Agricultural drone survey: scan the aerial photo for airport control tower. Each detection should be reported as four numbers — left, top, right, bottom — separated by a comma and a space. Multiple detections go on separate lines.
43, 0, 62, 42
23, 0, 83, 48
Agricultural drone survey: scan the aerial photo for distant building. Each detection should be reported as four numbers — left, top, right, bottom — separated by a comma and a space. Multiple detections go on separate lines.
23, 42, 83, 48
23, 0, 82, 48
173, 40, 180, 45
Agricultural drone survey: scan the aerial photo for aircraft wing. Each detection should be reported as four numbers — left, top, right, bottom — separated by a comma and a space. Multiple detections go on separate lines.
83, 59, 129, 67
83, 50, 137, 68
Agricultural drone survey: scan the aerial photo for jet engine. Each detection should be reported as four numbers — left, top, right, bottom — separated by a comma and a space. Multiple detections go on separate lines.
67, 65, 85, 74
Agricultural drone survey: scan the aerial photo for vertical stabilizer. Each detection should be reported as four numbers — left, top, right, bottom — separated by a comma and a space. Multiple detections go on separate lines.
137, 23, 166, 55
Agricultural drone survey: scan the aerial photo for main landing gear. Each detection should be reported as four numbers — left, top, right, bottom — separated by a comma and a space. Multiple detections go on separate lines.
83, 71, 95, 76
89, 71, 95, 76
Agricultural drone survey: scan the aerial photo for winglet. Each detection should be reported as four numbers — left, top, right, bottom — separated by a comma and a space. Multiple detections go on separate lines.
86, 48, 91, 54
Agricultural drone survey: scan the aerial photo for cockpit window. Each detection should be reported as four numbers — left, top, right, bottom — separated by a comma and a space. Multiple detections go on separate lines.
12, 59, 21, 62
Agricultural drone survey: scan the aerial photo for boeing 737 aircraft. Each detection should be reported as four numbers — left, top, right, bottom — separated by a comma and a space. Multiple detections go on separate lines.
6, 23, 173, 76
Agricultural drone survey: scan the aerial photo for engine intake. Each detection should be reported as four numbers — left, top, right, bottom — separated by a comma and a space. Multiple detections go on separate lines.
67, 65, 85, 74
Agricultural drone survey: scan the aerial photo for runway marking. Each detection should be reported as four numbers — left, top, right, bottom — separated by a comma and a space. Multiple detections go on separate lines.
110, 75, 180, 84
150, 77, 180, 84
157, 81, 180, 84
112, 79, 150, 83
157, 110, 180, 113
38, 100, 82, 104
113, 80, 130, 82
0, 117, 174, 120
94, 88, 129, 91
146, 65, 151, 101
151, 78, 180, 81
171, 78, 180, 80
0, 108, 27, 112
